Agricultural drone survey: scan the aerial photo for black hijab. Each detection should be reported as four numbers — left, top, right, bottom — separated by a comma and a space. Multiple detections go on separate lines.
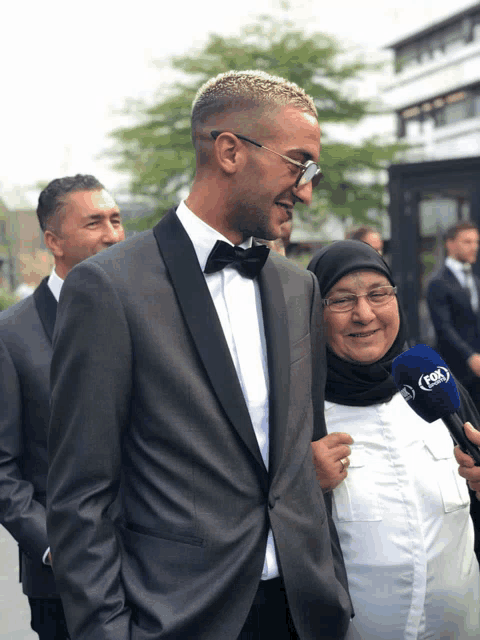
308, 240, 409, 407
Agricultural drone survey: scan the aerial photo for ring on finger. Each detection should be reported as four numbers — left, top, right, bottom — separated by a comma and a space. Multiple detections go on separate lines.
340, 457, 349, 472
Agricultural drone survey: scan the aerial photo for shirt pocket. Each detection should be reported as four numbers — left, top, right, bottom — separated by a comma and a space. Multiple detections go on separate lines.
332, 445, 382, 522
424, 434, 471, 513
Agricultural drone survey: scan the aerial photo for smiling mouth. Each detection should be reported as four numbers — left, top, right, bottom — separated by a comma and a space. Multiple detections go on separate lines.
349, 329, 378, 338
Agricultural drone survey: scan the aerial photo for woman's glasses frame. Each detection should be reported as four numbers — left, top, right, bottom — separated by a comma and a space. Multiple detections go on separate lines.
323, 285, 398, 313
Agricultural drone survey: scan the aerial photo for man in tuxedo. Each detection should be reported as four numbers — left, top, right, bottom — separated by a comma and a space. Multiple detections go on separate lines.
427, 221, 480, 408
0, 174, 124, 639
47, 70, 354, 640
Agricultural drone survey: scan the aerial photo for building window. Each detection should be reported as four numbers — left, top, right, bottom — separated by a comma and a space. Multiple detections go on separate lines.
394, 13, 480, 74
474, 21, 480, 41
398, 86, 480, 137
0, 220, 6, 244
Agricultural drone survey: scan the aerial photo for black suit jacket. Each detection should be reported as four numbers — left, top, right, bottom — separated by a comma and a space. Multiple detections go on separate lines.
0, 278, 59, 597
47, 209, 353, 640
427, 264, 480, 385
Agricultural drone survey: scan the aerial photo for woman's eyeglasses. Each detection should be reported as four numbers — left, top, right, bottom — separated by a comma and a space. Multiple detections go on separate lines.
323, 286, 397, 313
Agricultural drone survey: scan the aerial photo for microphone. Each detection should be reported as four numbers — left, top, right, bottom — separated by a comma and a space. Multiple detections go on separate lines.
392, 344, 480, 466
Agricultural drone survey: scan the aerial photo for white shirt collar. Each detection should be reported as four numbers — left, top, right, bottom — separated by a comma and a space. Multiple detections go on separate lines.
175, 200, 252, 272
47, 268, 64, 302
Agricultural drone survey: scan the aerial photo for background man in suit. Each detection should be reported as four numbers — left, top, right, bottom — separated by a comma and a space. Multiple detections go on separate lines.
47, 70, 354, 640
0, 174, 124, 639
427, 221, 480, 409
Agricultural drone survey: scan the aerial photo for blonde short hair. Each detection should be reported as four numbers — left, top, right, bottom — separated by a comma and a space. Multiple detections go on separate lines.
191, 70, 317, 142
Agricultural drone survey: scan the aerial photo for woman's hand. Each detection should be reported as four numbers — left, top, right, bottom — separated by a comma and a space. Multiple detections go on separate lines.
455, 421, 480, 499
311, 432, 353, 492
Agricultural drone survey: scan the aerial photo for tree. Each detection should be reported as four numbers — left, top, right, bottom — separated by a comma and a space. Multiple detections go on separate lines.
109, 14, 404, 231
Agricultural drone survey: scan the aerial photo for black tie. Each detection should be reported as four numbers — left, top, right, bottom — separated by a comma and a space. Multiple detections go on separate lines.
463, 264, 479, 311
204, 240, 270, 279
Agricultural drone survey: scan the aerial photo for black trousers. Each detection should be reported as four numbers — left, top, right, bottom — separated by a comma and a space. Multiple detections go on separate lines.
28, 597, 70, 640
237, 578, 299, 640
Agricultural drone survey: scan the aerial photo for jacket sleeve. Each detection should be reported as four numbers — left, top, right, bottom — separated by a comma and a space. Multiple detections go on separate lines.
427, 278, 476, 363
47, 262, 132, 640
309, 274, 327, 442
0, 337, 49, 560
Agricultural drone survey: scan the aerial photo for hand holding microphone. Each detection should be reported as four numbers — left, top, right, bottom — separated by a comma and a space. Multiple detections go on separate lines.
455, 423, 480, 499
392, 344, 480, 465
392, 344, 480, 497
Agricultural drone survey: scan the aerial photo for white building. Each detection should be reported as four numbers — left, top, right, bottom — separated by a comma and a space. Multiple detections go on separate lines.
382, 2, 480, 344
384, 1, 480, 163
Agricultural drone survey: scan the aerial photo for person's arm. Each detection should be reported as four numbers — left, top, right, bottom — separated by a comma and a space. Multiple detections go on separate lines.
47, 262, 132, 640
427, 279, 477, 365
0, 338, 50, 561
308, 273, 353, 610
455, 422, 480, 499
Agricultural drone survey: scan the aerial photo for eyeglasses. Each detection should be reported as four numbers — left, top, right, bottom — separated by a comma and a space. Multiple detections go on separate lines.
210, 130, 323, 189
323, 286, 397, 313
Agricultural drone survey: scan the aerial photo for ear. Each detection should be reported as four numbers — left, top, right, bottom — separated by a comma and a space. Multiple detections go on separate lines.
44, 230, 64, 258
212, 132, 246, 176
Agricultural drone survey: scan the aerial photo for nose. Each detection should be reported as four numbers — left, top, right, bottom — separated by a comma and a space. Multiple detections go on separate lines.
293, 180, 313, 206
104, 222, 125, 245
351, 295, 376, 323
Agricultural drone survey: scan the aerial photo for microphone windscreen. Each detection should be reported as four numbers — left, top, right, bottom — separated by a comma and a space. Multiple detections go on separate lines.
392, 344, 460, 423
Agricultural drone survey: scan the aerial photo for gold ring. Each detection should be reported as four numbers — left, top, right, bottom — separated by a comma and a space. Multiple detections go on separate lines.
340, 458, 349, 472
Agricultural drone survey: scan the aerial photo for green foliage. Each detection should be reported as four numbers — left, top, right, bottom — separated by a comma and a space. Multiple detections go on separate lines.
0, 288, 15, 311
109, 14, 405, 229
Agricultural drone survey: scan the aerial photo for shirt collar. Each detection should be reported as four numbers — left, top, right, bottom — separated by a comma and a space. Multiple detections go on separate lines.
47, 268, 64, 302
175, 200, 252, 272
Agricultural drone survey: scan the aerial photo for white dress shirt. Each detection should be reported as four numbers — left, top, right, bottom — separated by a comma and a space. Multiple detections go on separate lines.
42, 268, 64, 565
326, 393, 480, 639
445, 256, 479, 311
176, 200, 279, 580
47, 268, 64, 302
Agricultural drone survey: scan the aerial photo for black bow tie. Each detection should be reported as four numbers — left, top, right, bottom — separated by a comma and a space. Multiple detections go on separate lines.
204, 240, 270, 279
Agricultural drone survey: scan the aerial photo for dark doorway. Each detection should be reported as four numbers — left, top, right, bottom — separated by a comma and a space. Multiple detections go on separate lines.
388, 156, 480, 344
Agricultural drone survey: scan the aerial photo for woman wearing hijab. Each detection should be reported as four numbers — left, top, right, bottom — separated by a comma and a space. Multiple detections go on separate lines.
308, 240, 480, 640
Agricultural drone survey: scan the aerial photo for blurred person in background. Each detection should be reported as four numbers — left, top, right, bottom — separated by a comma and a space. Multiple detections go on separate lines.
308, 239, 480, 639
259, 219, 292, 256
345, 225, 383, 255
427, 222, 480, 412
0, 174, 124, 640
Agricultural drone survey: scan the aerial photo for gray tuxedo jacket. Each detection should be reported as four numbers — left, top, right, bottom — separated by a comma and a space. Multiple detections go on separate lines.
47, 209, 353, 640
0, 279, 59, 597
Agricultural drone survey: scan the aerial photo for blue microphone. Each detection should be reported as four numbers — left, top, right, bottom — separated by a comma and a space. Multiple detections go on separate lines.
392, 344, 480, 465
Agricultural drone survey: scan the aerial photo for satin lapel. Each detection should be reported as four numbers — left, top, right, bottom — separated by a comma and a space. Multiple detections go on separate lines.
152, 210, 267, 475
33, 278, 57, 344
258, 256, 290, 478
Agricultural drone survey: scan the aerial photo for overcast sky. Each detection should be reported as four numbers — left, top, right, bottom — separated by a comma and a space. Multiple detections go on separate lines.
1, 0, 477, 198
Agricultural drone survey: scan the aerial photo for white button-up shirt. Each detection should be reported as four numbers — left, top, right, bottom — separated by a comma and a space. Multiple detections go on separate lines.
176, 201, 279, 580
326, 393, 479, 639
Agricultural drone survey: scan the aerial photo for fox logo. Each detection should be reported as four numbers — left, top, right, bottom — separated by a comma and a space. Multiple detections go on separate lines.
418, 366, 450, 391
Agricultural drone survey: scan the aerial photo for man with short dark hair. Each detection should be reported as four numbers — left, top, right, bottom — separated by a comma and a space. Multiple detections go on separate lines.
427, 221, 480, 408
0, 174, 124, 639
345, 225, 383, 255
47, 70, 353, 640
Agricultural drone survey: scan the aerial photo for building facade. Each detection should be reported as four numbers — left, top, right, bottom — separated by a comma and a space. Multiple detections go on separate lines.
383, 2, 480, 344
